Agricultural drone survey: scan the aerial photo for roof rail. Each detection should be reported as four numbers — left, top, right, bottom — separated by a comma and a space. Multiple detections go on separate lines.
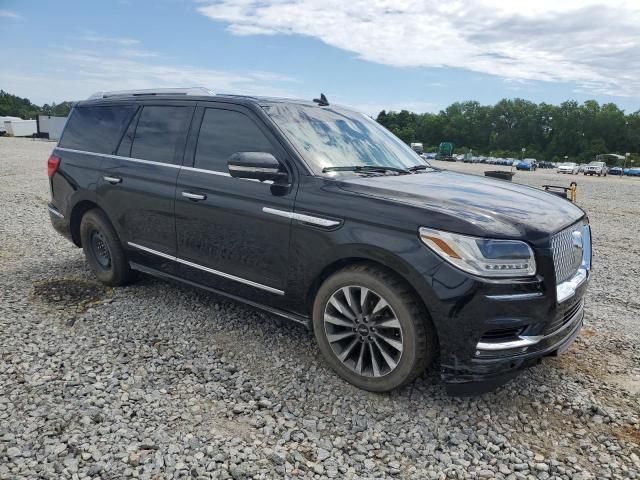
87, 87, 215, 100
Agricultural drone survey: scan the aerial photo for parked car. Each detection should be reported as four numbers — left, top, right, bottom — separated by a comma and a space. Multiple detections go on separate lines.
557, 162, 579, 174
48, 88, 591, 395
538, 161, 554, 169
516, 160, 537, 171
627, 167, 640, 177
608, 167, 624, 176
583, 161, 607, 176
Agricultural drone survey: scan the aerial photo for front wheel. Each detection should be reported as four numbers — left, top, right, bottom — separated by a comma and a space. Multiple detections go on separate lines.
312, 264, 437, 392
80, 209, 137, 286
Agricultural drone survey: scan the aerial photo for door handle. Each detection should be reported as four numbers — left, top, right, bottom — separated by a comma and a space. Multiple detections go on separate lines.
103, 176, 122, 184
182, 191, 207, 201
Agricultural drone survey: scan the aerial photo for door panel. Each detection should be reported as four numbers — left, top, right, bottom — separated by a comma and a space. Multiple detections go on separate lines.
98, 102, 194, 273
175, 104, 297, 302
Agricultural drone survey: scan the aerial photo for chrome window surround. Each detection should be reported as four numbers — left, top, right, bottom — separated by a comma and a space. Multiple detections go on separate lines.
55, 147, 261, 178
127, 242, 284, 295
55, 147, 276, 183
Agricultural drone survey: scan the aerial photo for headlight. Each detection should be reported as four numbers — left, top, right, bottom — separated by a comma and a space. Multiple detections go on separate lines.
419, 227, 536, 277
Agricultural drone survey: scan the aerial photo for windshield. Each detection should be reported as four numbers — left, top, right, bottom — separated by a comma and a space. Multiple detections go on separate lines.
263, 103, 427, 174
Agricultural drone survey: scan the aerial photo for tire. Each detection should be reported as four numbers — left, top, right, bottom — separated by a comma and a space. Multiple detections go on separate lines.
80, 209, 136, 286
312, 263, 437, 392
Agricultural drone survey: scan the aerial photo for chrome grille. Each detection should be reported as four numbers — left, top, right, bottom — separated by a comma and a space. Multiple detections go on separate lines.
551, 222, 586, 284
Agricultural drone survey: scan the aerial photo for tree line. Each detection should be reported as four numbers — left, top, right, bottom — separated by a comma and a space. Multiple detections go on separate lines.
0, 90, 73, 119
377, 99, 640, 164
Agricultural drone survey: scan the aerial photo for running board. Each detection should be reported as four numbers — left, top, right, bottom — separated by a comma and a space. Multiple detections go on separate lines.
129, 262, 310, 328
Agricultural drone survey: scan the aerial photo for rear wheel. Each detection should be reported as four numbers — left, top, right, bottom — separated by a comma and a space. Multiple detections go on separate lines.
312, 264, 437, 392
80, 209, 136, 286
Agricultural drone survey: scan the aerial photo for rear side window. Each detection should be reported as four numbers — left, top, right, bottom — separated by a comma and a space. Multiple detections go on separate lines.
130, 106, 193, 164
59, 105, 136, 154
194, 108, 275, 172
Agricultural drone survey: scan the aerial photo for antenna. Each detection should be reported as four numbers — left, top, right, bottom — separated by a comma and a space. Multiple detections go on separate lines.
313, 93, 329, 106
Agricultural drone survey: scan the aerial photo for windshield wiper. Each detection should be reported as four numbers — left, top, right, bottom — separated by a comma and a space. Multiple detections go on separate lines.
407, 164, 432, 173
322, 165, 409, 175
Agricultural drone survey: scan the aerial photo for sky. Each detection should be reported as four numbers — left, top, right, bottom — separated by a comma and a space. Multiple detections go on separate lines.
1, 0, 639, 115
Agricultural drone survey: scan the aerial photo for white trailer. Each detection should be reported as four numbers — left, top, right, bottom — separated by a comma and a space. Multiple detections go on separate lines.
0, 116, 22, 134
4, 120, 37, 137
37, 115, 68, 140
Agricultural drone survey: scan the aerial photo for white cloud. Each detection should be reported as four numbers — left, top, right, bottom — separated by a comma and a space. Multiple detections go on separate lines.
197, 0, 640, 98
0, 10, 22, 19
82, 31, 141, 46
0, 46, 303, 105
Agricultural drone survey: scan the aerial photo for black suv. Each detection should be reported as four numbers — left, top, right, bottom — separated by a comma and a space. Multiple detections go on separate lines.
48, 88, 591, 394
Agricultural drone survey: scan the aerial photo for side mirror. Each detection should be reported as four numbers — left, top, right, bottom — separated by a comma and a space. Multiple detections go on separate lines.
228, 152, 286, 182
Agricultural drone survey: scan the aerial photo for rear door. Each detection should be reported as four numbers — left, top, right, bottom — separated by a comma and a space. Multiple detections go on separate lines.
97, 101, 195, 273
54, 104, 136, 219
174, 103, 297, 304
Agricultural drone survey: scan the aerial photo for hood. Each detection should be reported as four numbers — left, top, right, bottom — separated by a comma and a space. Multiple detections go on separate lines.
337, 170, 585, 240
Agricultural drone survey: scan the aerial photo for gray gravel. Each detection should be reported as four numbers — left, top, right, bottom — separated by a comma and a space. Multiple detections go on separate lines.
1, 137, 639, 479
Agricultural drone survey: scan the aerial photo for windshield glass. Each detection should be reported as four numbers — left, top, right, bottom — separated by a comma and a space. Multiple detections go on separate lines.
263, 103, 426, 174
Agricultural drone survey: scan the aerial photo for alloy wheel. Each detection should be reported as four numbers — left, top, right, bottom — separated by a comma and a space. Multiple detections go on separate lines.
323, 285, 403, 377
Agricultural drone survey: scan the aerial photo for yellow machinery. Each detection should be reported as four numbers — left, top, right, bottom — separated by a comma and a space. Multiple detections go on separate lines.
542, 182, 577, 203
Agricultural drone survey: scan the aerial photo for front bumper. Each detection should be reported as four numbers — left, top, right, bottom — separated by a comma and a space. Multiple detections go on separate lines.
427, 244, 590, 395
444, 295, 585, 395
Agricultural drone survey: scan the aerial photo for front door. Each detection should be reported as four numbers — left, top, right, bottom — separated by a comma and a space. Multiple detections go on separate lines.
174, 104, 297, 304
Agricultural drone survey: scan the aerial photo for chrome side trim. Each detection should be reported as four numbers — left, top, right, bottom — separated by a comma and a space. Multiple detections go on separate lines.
174, 257, 284, 295
557, 268, 588, 303
485, 292, 544, 301
127, 242, 177, 261
127, 242, 284, 296
55, 147, 182, 169
47, 206, 64, 219
262, 207, 341, 228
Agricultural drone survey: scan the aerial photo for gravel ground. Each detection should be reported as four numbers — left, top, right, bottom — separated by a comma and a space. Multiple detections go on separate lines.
0, 137, 639, 479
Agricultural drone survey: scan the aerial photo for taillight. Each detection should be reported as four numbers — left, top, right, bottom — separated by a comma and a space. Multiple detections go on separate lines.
47, 154, 61, 177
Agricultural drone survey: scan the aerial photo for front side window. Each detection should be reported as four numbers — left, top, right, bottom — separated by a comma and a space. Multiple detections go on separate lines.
131, 106, 193, 164
59, 105, 136, 154
263, 104, 425, 174
194, 108, 275, 172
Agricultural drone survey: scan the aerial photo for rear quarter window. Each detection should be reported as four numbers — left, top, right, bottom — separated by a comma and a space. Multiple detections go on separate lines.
59, 105, 136, 154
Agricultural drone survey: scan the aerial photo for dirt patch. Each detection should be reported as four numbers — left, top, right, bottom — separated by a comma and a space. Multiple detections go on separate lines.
32, 278, 111, 316
608, 374, 640, 395
616, 425, 640, 447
